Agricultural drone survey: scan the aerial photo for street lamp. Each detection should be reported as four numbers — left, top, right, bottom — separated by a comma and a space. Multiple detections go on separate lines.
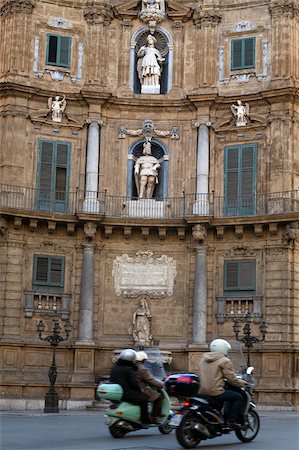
37, 316, 72, 413
233, 314, 268, 367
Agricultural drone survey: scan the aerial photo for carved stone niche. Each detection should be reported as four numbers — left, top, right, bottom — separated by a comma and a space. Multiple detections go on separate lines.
112, 250, 177, 298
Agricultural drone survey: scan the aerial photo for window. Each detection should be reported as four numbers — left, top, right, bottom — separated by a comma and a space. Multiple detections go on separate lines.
224, 260, 256, 294
33, 255, 65, 293
231, 37, 255, 70
224, 143, 256, 216
36, 139, 71, 212
46, 34, 71, 68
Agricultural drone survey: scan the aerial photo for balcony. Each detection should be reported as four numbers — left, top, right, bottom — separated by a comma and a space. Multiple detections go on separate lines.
24, 291, 71, 319
1, 183, 299, 220
216, 295, 263, 324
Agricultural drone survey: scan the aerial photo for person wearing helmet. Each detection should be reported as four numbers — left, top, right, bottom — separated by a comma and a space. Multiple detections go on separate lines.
135, 351, 164, 424
199, 339, 247, 429
110, 348, 153, 424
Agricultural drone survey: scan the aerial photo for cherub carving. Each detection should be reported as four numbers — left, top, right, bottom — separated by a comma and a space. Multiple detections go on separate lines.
231, 100, 249, 126
48, 95, 66, 122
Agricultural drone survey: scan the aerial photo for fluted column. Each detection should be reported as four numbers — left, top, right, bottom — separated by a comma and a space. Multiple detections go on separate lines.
193, 123, 210, 214
83, 120, 101, 213
77, 242, 95, 344
192, 225, 208, 345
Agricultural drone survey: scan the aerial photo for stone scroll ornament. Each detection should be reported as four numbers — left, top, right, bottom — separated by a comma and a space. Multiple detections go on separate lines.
112, 251, 177, 298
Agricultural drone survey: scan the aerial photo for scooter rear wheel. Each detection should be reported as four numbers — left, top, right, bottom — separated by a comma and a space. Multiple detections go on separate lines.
235, 410, 260, 442
109, 423, 127, 438
176, 413, 202, 449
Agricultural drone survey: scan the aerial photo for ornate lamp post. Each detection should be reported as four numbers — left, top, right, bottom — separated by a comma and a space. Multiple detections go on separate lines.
233, 314, 268, 367
37, 317, 72, 413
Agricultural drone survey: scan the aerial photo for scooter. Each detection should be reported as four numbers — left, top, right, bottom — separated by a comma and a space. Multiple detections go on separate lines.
168, 367, 260, 449
97, 348, 173, 438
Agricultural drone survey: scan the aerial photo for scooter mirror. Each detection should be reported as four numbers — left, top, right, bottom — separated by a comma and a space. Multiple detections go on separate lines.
246, 366, 254, 375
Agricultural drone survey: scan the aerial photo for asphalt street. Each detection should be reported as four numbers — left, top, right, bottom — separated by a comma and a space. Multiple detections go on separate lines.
1, 410, 298, 450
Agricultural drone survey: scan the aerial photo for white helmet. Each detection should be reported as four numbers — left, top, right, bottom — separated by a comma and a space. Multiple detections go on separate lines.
119, 349, 137, 362
209, 339, 231, 356
136, 351, 148, 362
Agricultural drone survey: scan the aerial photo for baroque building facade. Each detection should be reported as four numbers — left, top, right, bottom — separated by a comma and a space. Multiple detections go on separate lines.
0, 0, 299, 409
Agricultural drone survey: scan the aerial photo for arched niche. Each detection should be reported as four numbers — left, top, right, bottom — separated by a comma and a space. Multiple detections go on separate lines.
126, 138, 169, 199
129, 27, 173, 95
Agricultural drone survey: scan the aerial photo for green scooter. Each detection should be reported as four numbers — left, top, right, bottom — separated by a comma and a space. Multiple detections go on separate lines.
97, 348, 173, 438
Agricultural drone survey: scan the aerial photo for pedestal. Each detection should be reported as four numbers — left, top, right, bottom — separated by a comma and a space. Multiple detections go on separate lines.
44, 393, 59, 413
124, 199, 165, 218
141, 85, 160, 94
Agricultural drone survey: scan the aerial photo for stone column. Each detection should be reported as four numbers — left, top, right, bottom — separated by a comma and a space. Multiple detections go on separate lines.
83, 120, 101, 213
193, 123, 210, 214
192, 225, 207, 344
77, 237, 96, 345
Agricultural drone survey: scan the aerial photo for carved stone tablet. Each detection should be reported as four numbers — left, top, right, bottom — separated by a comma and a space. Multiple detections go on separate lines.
112, 251, 177, 298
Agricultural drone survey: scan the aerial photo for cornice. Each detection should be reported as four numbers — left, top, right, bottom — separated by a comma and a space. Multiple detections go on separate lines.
0, 0, 35, 17
105, 95, 196, 113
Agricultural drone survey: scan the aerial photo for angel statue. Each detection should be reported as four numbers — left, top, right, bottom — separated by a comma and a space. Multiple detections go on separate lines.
231, 100, 249, 127
48, 95, 67, 122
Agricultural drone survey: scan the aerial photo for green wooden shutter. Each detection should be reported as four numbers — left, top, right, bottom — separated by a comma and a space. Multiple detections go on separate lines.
46, 34, 71, 68
231, 37, 255, 70
224, 260, 255, 293
59, 36, 71, 67
224, 144, 256, 216
33, 255, 64, 292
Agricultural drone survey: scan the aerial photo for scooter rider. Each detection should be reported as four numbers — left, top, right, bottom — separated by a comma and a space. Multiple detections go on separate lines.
199, 339, 247, 428
110, 348, 154, 424
135, 351, 164, 424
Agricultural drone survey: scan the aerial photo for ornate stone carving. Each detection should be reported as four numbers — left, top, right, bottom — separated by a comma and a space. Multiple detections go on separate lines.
139, 0, 166, 33
0, 0, 35, 17
232, 20, 256, 32
48, 95, 66, 122
193, 10, 221, 27
112, 251, 177, 298
119, 119, 180, 140
84, 1, 113, 25
84, 222, 97, 240
192, 224, 207, 242
48, 17, 72, 29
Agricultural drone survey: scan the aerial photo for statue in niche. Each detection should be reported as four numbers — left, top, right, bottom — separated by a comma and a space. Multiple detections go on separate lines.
132, 298, 152, 347
48, 95, 66, 122
231, 100, 249, 127
134, 140, 160, 199
137, 35, 165, 88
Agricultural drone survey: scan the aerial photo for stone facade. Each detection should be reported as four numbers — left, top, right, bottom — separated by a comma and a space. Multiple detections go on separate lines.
0, 0, 299, 409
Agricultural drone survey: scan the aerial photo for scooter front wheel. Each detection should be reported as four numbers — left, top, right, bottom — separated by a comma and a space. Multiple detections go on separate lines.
109, 423, 127, 438
235, 410, 260, 442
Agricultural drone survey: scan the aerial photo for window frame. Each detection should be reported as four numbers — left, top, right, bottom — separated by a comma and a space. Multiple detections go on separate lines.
224, 259, 256, 295
231, 37, 256, 71
33, 255, 65, 293
46, 33, 72, 68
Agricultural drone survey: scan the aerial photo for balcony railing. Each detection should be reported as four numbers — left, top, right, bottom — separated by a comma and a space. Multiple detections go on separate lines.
1, 183, 299, 219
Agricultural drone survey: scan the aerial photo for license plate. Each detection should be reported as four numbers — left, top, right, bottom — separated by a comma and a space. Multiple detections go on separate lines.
169, 413, 183, 427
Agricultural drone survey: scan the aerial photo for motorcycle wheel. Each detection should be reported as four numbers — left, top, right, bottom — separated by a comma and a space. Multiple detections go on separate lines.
158, 420, 173, 434
235, 410, 260, 442
109, 423, 127, 438
176, 414, 202, 449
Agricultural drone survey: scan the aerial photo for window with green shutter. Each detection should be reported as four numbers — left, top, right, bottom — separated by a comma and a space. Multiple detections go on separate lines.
46, 34, 71, 68
231, 37, 255, 70
33, 255, 65, 293
224, 260, 256, 295
36, 139, 71, 212
224, 143, 256, 216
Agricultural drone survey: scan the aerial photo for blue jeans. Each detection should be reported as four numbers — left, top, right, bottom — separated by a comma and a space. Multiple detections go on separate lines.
215, 389, 243, 422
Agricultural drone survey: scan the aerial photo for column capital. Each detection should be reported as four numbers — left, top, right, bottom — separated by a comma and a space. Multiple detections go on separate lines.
194, 122, 211, 128
81, 242, 96, 251
86, 118, 103, 126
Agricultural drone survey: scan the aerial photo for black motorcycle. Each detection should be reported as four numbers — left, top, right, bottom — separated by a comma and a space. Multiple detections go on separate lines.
166, 367, 260, 449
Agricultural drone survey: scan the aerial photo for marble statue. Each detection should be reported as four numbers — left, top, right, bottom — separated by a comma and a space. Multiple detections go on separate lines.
48, 95, 66, 122
231, 100, 249, 126
132, 298, 152, 347
134, 140, 160, 199
142, 0, 162, 12
137, 35, 164, 89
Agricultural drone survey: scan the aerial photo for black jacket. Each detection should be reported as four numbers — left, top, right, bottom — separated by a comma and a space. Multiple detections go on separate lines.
110, 359, 148, 403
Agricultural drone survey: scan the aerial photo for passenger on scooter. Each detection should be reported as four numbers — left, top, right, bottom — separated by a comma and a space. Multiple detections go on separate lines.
199, 339, 247, 429
110, 348, 154, 424
135, 351, 164, 424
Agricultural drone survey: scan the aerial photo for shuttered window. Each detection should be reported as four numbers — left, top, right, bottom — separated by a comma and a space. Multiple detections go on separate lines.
224, 143, 256, 216
224, 260, 256, 293
46, 34, 71, 68
33, 255, 64, 292
231, 37, 255, 70
37, 139, 70, 212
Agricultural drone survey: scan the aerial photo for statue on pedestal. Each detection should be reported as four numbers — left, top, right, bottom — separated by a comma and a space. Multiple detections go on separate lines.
48, 95, 66, 123
137, 35, 164, 90
134, 140, 160, 199
231, 100, 249, 127
132, 298, 152, 347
